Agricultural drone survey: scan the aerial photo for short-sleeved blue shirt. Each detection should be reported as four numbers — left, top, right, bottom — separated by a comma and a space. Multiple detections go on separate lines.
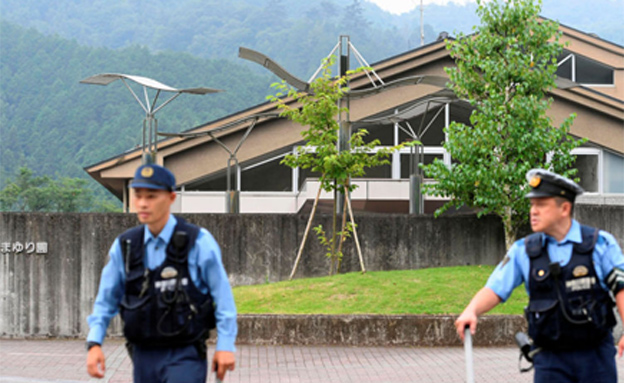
485, 220, 624, 302
87, 215, 237, 351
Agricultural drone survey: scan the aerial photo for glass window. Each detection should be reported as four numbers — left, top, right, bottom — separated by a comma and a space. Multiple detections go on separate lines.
556, 54, 573, 81
241, 156, 291, 192
400, 153, 443, 178
604, 151, 624, 193
352, 154, 392, 179
398, 111, 446, 146
299, 167, 322, 190
556, 50, 614, 85
576, 54, 614, 84
184, 173, 227, 191
362, 124, 394, 146
450, 102, 473, 126
571, 154, 599, 193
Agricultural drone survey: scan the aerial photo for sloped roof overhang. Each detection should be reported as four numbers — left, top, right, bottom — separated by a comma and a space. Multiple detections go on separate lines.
84, 28, 624, 200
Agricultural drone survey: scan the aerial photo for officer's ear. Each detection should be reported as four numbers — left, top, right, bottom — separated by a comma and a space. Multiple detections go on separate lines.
168, 190, 177, 204
555, 197, 572, 217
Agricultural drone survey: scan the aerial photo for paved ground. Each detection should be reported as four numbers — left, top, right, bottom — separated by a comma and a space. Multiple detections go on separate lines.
1, 339, 622, 382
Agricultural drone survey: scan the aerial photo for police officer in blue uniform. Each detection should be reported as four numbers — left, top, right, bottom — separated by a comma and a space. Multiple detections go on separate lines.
86, 164, 237, 382
455, 169, 624, 383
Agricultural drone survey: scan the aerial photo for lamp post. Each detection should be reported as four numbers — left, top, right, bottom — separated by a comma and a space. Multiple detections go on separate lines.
354, 89, 457, 214
240, 41, 455, 215
80, 73, 221, 164
159, 112, 280, 213
239, 37, 385, 215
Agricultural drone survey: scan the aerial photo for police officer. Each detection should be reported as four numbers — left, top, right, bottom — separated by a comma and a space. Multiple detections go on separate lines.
86, 164, 237, 382
455, 169, 624, 383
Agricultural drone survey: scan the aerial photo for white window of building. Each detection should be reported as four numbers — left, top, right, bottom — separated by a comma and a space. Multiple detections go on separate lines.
603, 150, 624, 193
570, 147, 602, 193
557, 50, 615, 86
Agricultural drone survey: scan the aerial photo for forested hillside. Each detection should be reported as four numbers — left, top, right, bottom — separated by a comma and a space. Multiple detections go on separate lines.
0, 0, 621, 209
0, 0, 442, 78
0, 21, 272, 197
1, 0, 621, 76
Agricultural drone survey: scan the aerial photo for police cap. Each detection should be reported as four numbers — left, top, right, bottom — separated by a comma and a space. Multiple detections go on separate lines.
524, 169, 583, 202
130, 164, 176, 191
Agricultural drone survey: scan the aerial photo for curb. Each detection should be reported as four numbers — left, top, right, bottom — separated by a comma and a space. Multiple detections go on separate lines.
235, 314, 527, 347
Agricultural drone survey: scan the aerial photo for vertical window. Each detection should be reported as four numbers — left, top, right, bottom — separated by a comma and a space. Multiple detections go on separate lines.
570, 148, 602, 193
603, 150, 624, 193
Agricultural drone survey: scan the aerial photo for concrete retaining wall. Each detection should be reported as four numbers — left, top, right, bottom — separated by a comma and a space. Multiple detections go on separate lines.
1, 205, 622, 340
235, 314, 527, 347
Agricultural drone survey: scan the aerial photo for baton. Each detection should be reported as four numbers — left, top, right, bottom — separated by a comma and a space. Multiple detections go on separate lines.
464, 326, 475, 383
214, 363, 223, 383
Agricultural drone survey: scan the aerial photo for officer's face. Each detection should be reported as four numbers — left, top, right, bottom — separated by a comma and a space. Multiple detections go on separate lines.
132, 188, 176, 229
529, 197, 569, 234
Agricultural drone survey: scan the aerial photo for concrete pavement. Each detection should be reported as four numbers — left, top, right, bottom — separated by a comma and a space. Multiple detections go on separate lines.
3, 339, 622, 383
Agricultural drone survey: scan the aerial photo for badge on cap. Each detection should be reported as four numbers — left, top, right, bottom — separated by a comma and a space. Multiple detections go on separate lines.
529, 176, 541, 188
572, 265, 588, 278
160, 266, 178, 279
141, 166, 154, 178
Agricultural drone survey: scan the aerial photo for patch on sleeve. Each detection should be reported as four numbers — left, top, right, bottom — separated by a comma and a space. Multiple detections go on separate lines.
499, 255, 511, 269
606, 267, 624, 294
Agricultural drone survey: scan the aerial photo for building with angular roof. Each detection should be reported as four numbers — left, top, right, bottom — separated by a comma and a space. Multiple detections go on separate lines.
85, 20, 624, 213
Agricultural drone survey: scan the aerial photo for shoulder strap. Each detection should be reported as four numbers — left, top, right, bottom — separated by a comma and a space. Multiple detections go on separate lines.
119, 225, 145, 275
119, 225, 145, 271
574, 225, 599, 254
166, 216, 200, 263
525, 233, 544, 259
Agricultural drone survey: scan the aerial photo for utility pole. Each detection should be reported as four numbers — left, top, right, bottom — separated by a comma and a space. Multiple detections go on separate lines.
336, 35, 350, 216
420, 0, 425, 46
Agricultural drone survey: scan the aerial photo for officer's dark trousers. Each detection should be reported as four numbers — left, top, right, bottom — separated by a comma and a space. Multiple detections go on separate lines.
132, 344, 207, 383
533, 333, 617, 383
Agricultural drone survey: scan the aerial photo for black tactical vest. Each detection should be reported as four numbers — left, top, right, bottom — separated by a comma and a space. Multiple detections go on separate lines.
525, 225, 616, 350
118, 217, 216, 348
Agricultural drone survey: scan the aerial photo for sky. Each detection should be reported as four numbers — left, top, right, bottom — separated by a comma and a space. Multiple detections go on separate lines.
365, 0, 475, 14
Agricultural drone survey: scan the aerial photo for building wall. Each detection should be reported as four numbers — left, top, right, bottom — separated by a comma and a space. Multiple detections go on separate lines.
1, 206, 622, 338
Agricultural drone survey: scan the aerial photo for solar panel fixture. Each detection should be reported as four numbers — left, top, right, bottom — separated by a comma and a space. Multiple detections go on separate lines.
239, 36, 456, 280
80, 73, 222, 164
355, 89, 459, 214
239, 36, 388, 217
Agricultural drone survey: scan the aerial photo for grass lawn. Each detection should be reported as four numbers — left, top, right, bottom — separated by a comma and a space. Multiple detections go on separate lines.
233, 265, 528, 315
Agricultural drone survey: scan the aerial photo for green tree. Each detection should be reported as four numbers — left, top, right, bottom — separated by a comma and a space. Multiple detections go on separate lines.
0, 166, 113, 212
50, 177, 94, 212
269, 57, 415, 276
422, 0, 582, 250
0, 167, 55, 211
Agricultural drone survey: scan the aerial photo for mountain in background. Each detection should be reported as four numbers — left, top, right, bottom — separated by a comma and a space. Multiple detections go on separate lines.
0, 0, 622, 206
0, 21, 273, 202
1, 0, 621, 71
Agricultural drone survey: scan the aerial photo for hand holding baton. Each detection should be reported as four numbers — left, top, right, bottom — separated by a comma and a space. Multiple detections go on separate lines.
464, 325, 475, 383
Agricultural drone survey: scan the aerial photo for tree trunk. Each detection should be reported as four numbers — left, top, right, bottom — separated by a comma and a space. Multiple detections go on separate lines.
329, 185, 338, 275
336, 188, 348, 273
501, 208, 517, 252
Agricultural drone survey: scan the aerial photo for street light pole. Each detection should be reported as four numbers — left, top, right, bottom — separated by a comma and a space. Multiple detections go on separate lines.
81, 73, 221, 165
336, 35, 351, 216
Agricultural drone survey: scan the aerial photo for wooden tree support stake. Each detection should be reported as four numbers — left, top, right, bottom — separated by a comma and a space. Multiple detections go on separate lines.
289, 184, 323, 280
344, 185, 365, 273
